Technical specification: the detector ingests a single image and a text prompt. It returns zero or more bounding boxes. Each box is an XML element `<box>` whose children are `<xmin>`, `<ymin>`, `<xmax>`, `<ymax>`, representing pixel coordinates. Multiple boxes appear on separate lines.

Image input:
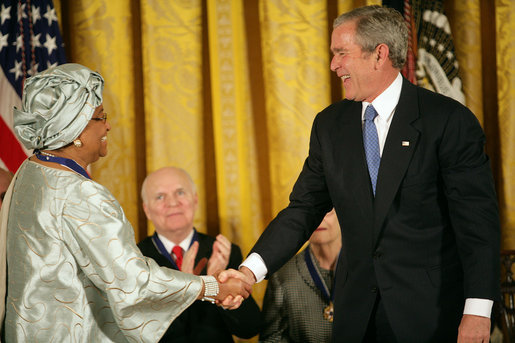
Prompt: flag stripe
<box><xmin>0</xmin><ymin>115</ymin><xmax>27</xmax><ymax>171</ymax></box>
<box><xmin>0</xmin><ymin>0</ymin><xmax>66</xmax><ymax>172</ymax></box>
<box><xmin>401</xmin><ymin>0</ymin><xmax>417</xmax><ymax>84</ymax></box>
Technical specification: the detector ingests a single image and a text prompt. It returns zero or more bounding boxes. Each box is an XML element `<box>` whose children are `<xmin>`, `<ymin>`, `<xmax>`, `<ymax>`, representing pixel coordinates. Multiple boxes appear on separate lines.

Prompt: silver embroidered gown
<box><xmin>4</xmin><ymin>160</ymin><xmax>202</xmax><ymax>342</ymax></box>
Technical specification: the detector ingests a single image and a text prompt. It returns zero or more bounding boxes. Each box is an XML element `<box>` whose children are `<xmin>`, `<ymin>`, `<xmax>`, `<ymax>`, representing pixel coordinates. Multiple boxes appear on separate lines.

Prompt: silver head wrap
<box><xmin>13</xmin><ymin>63</ymin><xmax>104</xmax><ymax>150</ymax></box>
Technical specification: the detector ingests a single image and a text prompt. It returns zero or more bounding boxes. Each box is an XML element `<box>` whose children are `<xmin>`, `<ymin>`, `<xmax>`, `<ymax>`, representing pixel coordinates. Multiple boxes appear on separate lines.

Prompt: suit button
<box><xmin>373</xmin><ymin>251</ymin><xmax>382</xmax><ymax>259</ymax></box>
<box><xmin>371</xmin><ymin>287</ymin><xmax>378</xmax><ymax>293</ymax></box>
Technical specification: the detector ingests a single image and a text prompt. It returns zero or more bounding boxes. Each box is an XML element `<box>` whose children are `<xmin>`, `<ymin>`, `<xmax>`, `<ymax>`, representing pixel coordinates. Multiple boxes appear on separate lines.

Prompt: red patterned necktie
<box><xmin>172</xmin><ymin>246</ymin><xmax>183</xmax><ymax>270</ymax></box>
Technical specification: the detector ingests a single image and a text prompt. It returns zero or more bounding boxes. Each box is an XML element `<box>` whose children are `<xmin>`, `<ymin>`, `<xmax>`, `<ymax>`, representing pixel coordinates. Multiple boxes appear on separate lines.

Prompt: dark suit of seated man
<box><xmin>138</xmin><ymin>166</ymin><xmax>261</xmax><ymax>342</ymax></box>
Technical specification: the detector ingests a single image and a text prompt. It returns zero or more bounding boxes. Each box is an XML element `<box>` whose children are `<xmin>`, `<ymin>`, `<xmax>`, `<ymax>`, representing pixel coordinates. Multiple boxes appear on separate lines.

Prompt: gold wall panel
<box><xmin>496</xmin><ymin>0</ymin><xmax>515</xmax><ymax>248</ymax></box>
<box><xmin>66</xmin><ymin>1</ymin><xmax>140</xmax><ymax>233</ymax></box>
<box><xmin>259</xmin><ymin>0</ymin><xmax>331</xmax><ymax>215</ymax></box>
<box><xmin>140</xmin><ymin>0</ymin><xmax>207</xmax><ymax>235</ymax></box>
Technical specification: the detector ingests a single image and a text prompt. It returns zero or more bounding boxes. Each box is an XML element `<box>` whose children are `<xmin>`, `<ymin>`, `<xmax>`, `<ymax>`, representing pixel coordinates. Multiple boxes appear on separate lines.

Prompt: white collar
<box><xmin>362</xmin><ymin>73</ymin><xmax>403</xmax><ymax>121</ymax></box>
<box><xmin>157</xmin><ymin>229</ymin><xmax>195</xmax><ymax>253</ymax></box>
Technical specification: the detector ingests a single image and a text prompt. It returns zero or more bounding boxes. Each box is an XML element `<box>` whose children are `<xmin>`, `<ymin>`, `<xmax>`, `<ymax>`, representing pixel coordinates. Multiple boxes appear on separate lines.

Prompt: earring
<box><xmin>73</xmin><ymin>139</ymin><xmax>83</xmax><ymax>148</ymax></box>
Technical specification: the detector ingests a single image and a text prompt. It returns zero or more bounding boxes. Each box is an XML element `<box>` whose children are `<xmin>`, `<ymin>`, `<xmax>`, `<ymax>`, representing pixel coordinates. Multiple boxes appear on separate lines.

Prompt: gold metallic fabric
<box><xmin>495</xmin><ymin>0</ymin><xmax>515</xmax><ymax>249</ymax></box>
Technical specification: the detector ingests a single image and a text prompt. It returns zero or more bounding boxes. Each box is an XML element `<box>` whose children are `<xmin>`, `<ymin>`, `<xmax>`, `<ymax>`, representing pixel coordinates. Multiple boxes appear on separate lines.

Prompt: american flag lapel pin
<box><xmin>402</xmin><ymin>141</ymin><xmax>410</xmax><ymax>147</ymax></box>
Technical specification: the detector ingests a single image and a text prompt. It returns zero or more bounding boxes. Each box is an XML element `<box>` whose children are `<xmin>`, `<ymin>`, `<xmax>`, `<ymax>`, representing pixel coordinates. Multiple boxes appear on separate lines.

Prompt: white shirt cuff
<box><xmin>463</xmin><ymin>298</ymin><xmax>493</xmax><ymax>318</ymax></box>
<box><xmin>240</xmin><ymin>252</ymin><xmax>268</xmax><ymax>283</ymax></box>
<box><xmin>243</xmin><ymin>256</ymin><xmax>494</xmax><ymax>318</ymax></box>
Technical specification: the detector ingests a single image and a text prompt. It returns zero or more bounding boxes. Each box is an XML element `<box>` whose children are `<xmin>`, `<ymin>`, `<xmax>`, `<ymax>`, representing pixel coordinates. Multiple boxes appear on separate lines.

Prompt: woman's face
<box><xmin>76</xmin><ymin>104</ymin><xmax>111</xmax><ymax>164</ymax></box>
<box><xmin>309</xmin><ymin>209</ymin><xmax>341</xmax><ymax>245</ymax></box>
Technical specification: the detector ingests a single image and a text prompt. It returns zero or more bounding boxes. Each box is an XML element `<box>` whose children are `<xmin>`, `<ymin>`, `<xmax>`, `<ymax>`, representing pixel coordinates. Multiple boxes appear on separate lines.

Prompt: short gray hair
<box><xmin>333</xmin><ymin>5</ymin><xmax>408</xmax><ymax>69</ymax></box>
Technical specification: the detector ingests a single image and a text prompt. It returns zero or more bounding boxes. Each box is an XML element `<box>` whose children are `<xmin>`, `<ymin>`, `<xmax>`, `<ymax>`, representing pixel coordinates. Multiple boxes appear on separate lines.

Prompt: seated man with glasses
<box><xmin>138</xmin><ymin>166</ymin><xmax>261</xmax><ymax>342</ymax></box>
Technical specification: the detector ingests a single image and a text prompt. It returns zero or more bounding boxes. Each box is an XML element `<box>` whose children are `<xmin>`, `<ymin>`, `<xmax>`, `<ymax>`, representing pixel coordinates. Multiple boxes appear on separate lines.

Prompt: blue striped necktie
<box><xmin>363</xmin><ymin>105</ymin><xmax>380</xmax><ymax>195</ymax></box>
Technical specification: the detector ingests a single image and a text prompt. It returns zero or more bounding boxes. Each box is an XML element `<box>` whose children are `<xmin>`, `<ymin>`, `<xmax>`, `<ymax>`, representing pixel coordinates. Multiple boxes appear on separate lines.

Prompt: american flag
<box><xmin>410</xmin><ymin>0</ymin><xmax>466</xmax><ymax>104</ymax></box>
<box><xmin>0</xmin><ymin>0</ymin><xmax>66</xmax><ymax>173</ymax></box>
<box><xmin>401</xmin><ymin>0</ymin><xmax>417</xmax><ymax>85</ymax></box>
<box><xmin>383</xmin><ymin>0</ymin><xmax>465</xmax><ymax>104</ymax></box>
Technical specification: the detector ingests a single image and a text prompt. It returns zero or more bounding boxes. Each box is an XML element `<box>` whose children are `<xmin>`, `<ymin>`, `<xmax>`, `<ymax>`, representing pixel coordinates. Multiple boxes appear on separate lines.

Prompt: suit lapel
<box><xmin>194</xmin><ymin>232</ymin><xmax>212</xmax><ymax>274</ymax></box>
<box><xmin>373</xmin><ymin>80</ymin><xmax>420</xmax><ymax>245</ymax></box>
<box><xmin>335</xmin><ymin>101</ymin><xmax>374</xmax><ymax>217</ymax></box>
<box><xmin>195</xmin><ymin>232</ymin><xmax>210</xmax><ymax>259</ymax></box>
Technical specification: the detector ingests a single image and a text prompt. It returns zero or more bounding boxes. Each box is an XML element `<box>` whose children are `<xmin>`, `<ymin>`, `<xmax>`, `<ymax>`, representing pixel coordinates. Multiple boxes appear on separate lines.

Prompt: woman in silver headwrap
<box><xmin>0</xmin><ymin>64</ymin><xmax>249</xmax><ymax>342</ymax></box>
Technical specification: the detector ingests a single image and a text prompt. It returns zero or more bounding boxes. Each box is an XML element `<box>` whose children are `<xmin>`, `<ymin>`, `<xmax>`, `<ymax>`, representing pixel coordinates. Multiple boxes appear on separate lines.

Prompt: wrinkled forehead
<box><xmin>147</xmin><ymin>169</ymin><xmax>193</xmax><ymax>194</ymax></box>
<box><xmin>331</xmin><ymin>21</ymin><xmax>360</xmax><ymax>48</ymax></box>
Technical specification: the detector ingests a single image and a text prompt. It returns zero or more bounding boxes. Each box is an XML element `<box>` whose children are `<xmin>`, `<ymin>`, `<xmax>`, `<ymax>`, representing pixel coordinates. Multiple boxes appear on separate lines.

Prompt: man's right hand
<box><xmin>213</xmin><ymin>271</ymin><xmax>253</xmax><ymax>310</ymax></box>
<box><xmin>218</xmin><ymin>266</ymin><xmax>257</xmax><ymax>285</ymax></box>
<box><xmin>211</xmin><ymin>267</ymin><xmax>257</xmax><ymax>309</ymax></box>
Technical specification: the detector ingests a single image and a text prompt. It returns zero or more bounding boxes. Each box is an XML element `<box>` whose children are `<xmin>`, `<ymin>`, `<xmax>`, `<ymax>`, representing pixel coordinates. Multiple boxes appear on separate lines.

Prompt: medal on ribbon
<box><xmin>324</xmin><ymin>302</ymin><xmax>334</xmax><ymax>322</ymax></box>
<box><xmin>304</xmin><ymin>247</ymin><xmax>337</xmax><ymax>322</ymax></box>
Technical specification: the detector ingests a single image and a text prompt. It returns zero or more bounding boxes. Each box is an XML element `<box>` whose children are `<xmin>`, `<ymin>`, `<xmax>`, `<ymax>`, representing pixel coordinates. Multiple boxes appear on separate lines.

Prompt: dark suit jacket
<box><xmin>138</xmin><ymin>231</ymin><xmax>261</xmax><ymax>342</ymax></box>
<box><xmin>251</xmin><ymin>78</ymin><xmax>500</xmax><ymax>342</ymax></box>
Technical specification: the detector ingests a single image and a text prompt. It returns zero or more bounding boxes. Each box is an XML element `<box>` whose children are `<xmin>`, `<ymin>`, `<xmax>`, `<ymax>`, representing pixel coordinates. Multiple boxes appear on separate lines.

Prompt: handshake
<box><xmin>181</xmin><ymin>234</ymin><xmax>256</xmax><ymax>309</ymax></box>
<box><xmin>201</xmin><ymin>267</ymin><xmax>257</xmax><ymax>310</ymax></box>
<box><xmin>181</xmin><ymin>234</ymin><xmax>257</xmax><ymax>310</ymax></box>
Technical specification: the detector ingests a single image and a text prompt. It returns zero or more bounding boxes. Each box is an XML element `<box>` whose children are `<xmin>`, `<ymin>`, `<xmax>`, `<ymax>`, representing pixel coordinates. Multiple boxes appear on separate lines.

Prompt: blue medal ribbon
<box><xmin>304</xmin><ymin>246</ymin><xmax>338</xmax><ymax>322</ymax></box>
<box><xmin>152</xmin><ymin>229</ymin><xmax>199</xmax><ymax>270</ymax></box>
<box><xmin>304</xmin><ymin>247</ymin><xmax>335</xmax><ymax>303</ymax></box>
<box><xmin>35</xmin><ymin>150</ymin><xmax>90</xmax><ymax>179</ymax></box>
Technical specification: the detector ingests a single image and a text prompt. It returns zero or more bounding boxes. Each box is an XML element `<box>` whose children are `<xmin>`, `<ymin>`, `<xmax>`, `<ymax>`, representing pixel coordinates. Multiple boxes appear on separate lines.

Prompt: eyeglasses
<box><xmin>90</xmin><ymin>113</ymin><xmax>108</xmax><ymax>123</ymax></box>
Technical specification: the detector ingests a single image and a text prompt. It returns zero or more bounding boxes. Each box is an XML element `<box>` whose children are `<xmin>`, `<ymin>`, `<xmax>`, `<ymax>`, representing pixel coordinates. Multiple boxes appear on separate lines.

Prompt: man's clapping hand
<box><xmin>181</xmin><ymin>241</ymin><xmax>207</xmax><ymax>275</ymax></box>
<box><xmin>208</xmin><ymin>234</ymin><xmax>232</xmax><ymax>275</ymax></box>
<box><xmin>181</xmin><ymin>235</ymin><xmax>231</xmax><ymax>276</ymax></box>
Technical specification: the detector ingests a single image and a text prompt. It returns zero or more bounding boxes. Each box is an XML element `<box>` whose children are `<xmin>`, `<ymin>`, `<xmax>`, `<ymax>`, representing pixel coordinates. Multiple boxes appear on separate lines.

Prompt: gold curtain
<box><xmin>494</xmin><ymin>0</ymin><xmax>515</xmax><ymax>249</ymax></box>
<box><xmin>447</xmin><ymin>0</ymin><xmax>515</xmax><ymax>248</ymax></box>
<box><xmin>206</xmin><ymin>0</ymin><xmax>268</xmax><ymax>304</ymax></box>
<box><xmin>139</xmin><ymin>0</ymin><xmax>206</xmax><ymax>237</ymax></box>
<box><xmin>55</xmin><ymin>0</ymin><xmax>515</xmax><ymax>341</ymax></box>
<box><xmin>61</xmin><ymin>0</ymin><xmax>143</xmax><ymax>234</ymax></box>
<box><xmin>259</xmin><ymin>0</ymin><xmax>331</xmax><ymax>215</ymax></box>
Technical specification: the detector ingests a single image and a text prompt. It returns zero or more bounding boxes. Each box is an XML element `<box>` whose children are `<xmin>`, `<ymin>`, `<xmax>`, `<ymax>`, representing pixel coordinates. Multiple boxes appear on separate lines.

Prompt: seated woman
<box><xmin>0</xmin><ymin>63</ymin><xmax>249</xmax><ymax>342</ymax></box>
<box><xmin>260</xmin><ymin>209</ymin><xmax>341</xmax><ymax>343</ymax></box>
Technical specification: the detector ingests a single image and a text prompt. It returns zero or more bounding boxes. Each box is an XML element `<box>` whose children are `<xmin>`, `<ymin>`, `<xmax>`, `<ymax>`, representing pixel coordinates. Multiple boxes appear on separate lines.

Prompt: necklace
<box><xmin>39</xmin><ymin>150</ymin><xmax>56</xmax><ymax>157</ymax></box>
<box><xmin>34</xmin><ymin>150</ymin><xmax>91</xmax><ymax>179</ymax></box>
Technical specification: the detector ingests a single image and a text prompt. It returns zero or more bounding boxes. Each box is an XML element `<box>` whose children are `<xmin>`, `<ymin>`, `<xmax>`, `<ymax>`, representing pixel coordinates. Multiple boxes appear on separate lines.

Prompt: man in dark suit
<box><xmin>138</xmin><ymin>166</ymin><xmax>261</xmax><ymax>342</ymax></box>
<box><xmin>221</xmin><ymin>5</ymin><xmax>500</xmax><ymax>343</ymax></box>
